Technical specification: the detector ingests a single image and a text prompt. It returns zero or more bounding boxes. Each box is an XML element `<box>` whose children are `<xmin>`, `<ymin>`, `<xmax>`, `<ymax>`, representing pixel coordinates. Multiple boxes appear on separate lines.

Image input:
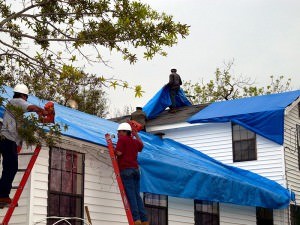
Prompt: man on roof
<box><xmin>167</xmin><ymin>68</ymin><xmax>182</xmax><ymax>113</ymax></box>
<box><xmin>0</xmin><ymin>84</ymin><xmax>48</xmax><ymax>206</ymax></box>
<box><xmin>115</xmin><ymin>122</ymin><xmax>149</xmax><ymax>225</ymax></box>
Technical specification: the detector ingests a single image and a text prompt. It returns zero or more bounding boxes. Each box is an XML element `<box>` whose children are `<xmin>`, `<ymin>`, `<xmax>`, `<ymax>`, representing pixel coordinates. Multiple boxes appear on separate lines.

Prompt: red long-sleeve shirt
<box><xmin>115</xmin><ymin>135</ymin><xmax>144</xmax><ymax>171</ymax></box>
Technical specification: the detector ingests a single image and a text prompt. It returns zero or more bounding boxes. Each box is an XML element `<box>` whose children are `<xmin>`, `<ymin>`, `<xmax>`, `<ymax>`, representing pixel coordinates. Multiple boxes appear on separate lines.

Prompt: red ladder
<box><xmin>105</xmin><ymin>134</ymin><xmax>134</xmax><ymax>225</ymax></box>
<box><xmin>1</xmin><ymin>145</ymin><xmax>41</xmax><ymax>225</ymax></box>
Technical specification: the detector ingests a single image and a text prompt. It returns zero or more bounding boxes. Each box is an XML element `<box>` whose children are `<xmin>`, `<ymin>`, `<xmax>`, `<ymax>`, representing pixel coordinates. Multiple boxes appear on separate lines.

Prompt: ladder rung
<box><xmin>18</xmin><ymin>152</ymin><xmax>34</xmax><ymax>156</ymax></box>
<box><xmin>17</xmin><ymin>169</ymin><xmax>27</xmax><ymax>172</ymax></box>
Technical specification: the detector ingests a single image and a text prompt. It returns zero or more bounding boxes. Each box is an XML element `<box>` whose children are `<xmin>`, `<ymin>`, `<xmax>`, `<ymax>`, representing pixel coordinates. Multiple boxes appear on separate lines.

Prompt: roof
<box><xmin>0</xmin><ymin>86</ymin><xmax>292</xmax><ymax>209</ymax></box>
<box><xmin>146</xmin><ymin>104</ymin><xmax>209</xmax><ymax>126</ymax></box>
<box><xmin>188</xmin><ymin>90</ymin><xmax>300</xmax><ymax>145</ymax></box>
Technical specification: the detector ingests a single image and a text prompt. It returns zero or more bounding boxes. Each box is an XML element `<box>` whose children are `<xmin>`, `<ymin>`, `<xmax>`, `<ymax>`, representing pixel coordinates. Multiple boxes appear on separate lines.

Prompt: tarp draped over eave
<box><xmin>143</xmin><ymin>86</ymin><xmax>191</xmax><ymax>119</ymax></box>
<box><xmin>187</xmin><ymin>90</ymin><xmax>300</xmax><ymax>145</ymax></box>
<box><xmin>0</xmin><ymin>86</ymin><xmax>292</xmax><ymax>209</ymax></box>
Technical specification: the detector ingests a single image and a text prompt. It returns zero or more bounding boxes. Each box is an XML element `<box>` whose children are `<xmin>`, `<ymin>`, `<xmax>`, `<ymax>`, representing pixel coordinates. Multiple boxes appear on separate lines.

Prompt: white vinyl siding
<box><xmin>148</xmin><ymin>120</ymin><xmax>288</xmax><ymax>225</ymax></box>
<box><xmin>284</xmin><ymin>99</ymin><xmax>300</xmax><ymax>203</ymax></box>
<box><xmin>157</xmin><ymin>122</ymin><xmax>285</xmax><ymax>186</ymax></box>
<box><xmin>168</xmin><ymin>197</ymin><xmax>194</xmax><ymax>225</ymax></box>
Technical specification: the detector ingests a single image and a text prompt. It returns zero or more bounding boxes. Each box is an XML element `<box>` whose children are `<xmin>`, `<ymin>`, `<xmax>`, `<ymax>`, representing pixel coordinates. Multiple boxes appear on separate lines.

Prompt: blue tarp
<box><xmin>0</xmin><ymin>86</ymin><xmax>292</xmax><ymax>209</ymax></box>
<box><xmin>188</xmin><ymin>90</ymin><xmax>300</xmax><ymax>145</ymax></box>
<box><xmin>143</xmin><ymin>86</ymin><xmax>191</xmax><ymax>119</ymax></box>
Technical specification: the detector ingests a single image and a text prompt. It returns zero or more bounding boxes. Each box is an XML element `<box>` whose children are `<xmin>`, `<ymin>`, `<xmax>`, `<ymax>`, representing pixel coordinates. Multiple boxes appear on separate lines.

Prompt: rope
<box><xmin>33</xmin><ymin>216</ymin><xmax>92</xmax><ymax>225</ymax></box>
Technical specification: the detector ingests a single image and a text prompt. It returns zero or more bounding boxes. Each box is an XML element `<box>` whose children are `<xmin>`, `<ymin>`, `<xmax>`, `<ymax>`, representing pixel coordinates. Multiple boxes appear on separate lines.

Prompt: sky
<box><xmin>93</xmin><ymin>0</ymin><xmax>300</xmax><ymax>116</ymax></box>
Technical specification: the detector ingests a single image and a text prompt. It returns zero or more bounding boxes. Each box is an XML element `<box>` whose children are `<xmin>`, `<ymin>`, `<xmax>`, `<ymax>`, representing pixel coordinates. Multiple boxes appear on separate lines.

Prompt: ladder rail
<box><xmin>105</xmin><ymin>134</ymin><xmax>135</xmax><ymax>225</ymax></box>
<box><xmin>1</xmin><ymin>145</ymin><xmax>41</xmax><ymax>225</ymax></box>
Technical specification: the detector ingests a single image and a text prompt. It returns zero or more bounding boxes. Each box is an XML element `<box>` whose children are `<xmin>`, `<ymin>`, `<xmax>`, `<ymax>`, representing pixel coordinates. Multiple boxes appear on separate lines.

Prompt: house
<box><xmin>0</xmin><ymin>86</ymin><xmax>296</xmax><ymax>225</ymax></box>
<box><xmin>139</xmin><ymin>89</ymin><xmax>300</xmax><ymax>225</ymax></box>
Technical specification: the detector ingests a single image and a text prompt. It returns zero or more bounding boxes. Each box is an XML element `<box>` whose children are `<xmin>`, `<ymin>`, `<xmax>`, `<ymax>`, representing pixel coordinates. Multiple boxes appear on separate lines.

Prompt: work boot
<box><xmin>0</xmin><ymin>197</ymin><xmax>12</xmax><ymax>204</ymax></box>
<box><xmin>0</xmin><ymin>197</ymin><xmax>12</xmax><ymax>208</ymax></box>
<box><xmin>141</xmin><ymin>221</ymin><xmax>149</xmax><ymax>225</ymax></box>
<box><xmin>134</xmin><ymin>220</ymin><xmax>142</xmax><ymax>225</ymax></box>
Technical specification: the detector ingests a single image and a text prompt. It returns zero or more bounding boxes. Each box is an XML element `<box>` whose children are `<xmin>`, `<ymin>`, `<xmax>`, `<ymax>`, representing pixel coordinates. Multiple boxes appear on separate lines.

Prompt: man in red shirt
<box><xmin>115</xmin><ymin>123</ymin><xmax>149</xmax><ymax>225</ymax></box>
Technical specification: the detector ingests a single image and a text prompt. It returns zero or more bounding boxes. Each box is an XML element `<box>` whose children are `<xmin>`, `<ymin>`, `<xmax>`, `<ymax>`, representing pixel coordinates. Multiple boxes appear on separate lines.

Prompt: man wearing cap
<box><xmin>115</xmin><ymin>123</ymin><xmax>149</xmax><ymax>225</ymax></box>
<box><xmin>0</xmin><ymin>84</ymin><xmax>48</xmax><ymax>206</ymax></box>
<box><xmin>168</xmin><ymin>68</ymin><xmax>182</xmax><ymax>112</ymax></box>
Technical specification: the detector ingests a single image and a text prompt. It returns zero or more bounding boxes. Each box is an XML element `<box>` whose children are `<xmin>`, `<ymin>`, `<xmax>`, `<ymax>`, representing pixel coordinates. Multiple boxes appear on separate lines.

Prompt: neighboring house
<box><xmin>0</xmin><ymin>86</ymin><xmax>297</xmax><ymax>225</ymax></box>
<box><xmin>139</xmin><ymin>90</ymin><xmax>300</xmax><ymax>225</ymax></box>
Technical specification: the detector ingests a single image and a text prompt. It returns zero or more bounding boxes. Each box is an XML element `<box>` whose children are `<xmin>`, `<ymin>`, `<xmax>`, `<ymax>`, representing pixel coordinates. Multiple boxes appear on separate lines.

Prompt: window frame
<box><xmin>47</xmin><ymin>147</ymin><xmax>85</xmax><ymax>225</ymax></box>
<box><xmin>143</xmin><ymin>193</ymin><xmax>168</xmax><ymax>225</ymax></box>
<box><xmin>256</xmin><ymin>207</ymin><xmax>273</xmax><ymax>225</ymax></box>
<box><xmin>194</xmin><ymin>200</ymin><xmax>219</xmax><ymax>225</ymax></box>
<box><xmin>232</xmin><ymin>122</ymin><xmax>257</xmax><ymax>162</ymax></box>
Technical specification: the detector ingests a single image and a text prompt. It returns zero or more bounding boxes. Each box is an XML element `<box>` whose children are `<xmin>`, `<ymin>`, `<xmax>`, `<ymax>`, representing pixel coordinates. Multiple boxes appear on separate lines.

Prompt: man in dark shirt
<box><xmin>115</xmin><ymin>123</ymin><xmax>149</xmax><ymax>225</ymax></box>
<box><xmin>168</xmin><ymin>68</ymin><xmax>182</xmax><ymax>112</ymax></box>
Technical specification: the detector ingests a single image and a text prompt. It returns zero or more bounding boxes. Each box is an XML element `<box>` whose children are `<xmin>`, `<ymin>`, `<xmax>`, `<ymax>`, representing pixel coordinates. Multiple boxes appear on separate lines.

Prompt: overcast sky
<box><xmin>97</xmin><ymin>0</ymin><xmax>300</xmax><ymax>116</ymax></box>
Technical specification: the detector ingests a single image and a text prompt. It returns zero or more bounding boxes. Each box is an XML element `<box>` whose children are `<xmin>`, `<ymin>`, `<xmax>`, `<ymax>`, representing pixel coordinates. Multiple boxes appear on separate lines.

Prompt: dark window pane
<box><xmin>50</xmin><ymin>169</ymin><xmax>61</xmax><ymax>192</ymax></box>
<box><xmin>62</xmin><ymin>171</ymin><xmax>73</xmax><ymax>193</ymax></box>
<box><xmin>144</xmin><ymin>193</ymin><xmax>167</xmax><ymax>207</ymax></box>
<box><xmin>60</xmin><ymin>195</ymin><xmax>71</xmax><ymax>217</ymax></box>
<box><xmin>195</xmin><ymin>200</ymin><xmax>219</xmax><ymax>225</ymax></box>
<box><xmin>48</xmin><ymin>194</ymin><xmax>59</xmax><ymax>216</ymax></box>
<box><xmin>291</xmin><ymin>205</ymin><xmax>300</xmax><ymax>225</ymax></box>
<box><xmin>145</xmin><ymin>207</ymin><xmax>167</xmax><ymax>225</ymax></box>
<box><xmin>256</xmin><ymin>207</ymin><xmax>273</xmax><ymax>225</ymax></box>
<box><xmin>232</xmin><ymin>130</ymin><xmax>240</xmax><ymax>141</ymax></box>
<box><xmin>51</xmin><ymin>149</ymin><xmax>61</xmax><ymax>170</ymax></box>
<box><xmin>73</xmin><ymin>174</ymin><xmax>83</xmax><ymax>195</ymax></box>
<box><xmin>62</xmin><ymin>151</ymin><xmax>73</xmax><ymax>172</ymax></box>
<box><xmin>240</xmin><ymin>129</ymin><xmax>248</xmax><ymax>140</ymax></box>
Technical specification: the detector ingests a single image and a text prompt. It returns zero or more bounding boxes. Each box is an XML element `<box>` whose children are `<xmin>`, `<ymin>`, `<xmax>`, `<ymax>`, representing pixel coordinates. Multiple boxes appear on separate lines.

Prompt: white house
<box><xmin>141</xmin><ymin>90</ymin><xmax>300</xmax><ymax>225</ymax></box>
<box><xmin>0</xmin><ymin>87</ymin><xmax>298</xmax><ymax>225</ymax></box>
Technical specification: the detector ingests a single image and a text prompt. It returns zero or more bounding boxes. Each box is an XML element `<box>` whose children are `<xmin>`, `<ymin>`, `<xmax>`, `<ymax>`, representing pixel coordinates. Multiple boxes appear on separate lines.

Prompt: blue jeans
<box><xmin>0</xmin><ymin>138</ymin><xmax>18</xmax><ymax>198</ymax></box>
<box><xmin>120</xmin><ymin>168</ymin><xmax>148</xmax><ymax>222</ymax></box>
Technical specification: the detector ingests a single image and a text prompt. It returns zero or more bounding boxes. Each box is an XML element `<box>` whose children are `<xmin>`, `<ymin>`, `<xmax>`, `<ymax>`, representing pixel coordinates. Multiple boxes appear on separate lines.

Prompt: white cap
<box><xmin>13</xmin><ymin>84</ymin><xmax>29</xmax><ymax>95</ymax></box>
<box><xmin>117</xmin><ymin>123</ymin><xmax>132</xmax><ymax>131</ymax></box>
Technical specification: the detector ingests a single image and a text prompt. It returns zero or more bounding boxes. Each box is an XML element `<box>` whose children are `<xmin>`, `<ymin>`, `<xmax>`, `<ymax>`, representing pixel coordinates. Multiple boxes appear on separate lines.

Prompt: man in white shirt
<box><xmin>0</xmin><ymin>84</ymin><xmax>48</xmax><ymax>206</ymax></box>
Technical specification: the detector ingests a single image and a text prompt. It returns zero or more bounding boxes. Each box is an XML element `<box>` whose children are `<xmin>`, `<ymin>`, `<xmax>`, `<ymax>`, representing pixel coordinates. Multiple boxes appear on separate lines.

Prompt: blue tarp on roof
<box><xmin>0</xmin><ymin>86</ymin><xmax>292</xmax><ymax>209</ymax></box>
<box><xmin>187</xmin><ymin>90</ymin><xmax>300</xmax><ymax>145</ymax></box>
<box><xmin>143</xmin><ymin>86</ymin><xmax>191</xmax><ymax>119</ymax></box>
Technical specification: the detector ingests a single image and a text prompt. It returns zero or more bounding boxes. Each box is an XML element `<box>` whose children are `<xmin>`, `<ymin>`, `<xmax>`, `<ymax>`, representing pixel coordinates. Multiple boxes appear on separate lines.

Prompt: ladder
<box><xmin>1</xmin><ymin>145</ymin><xmax>41</xmax><ymax>225</ymax></box>
<box><xmin>105</xmin><ymin>134</ymin><xmax>135</xmax><ymax>225</ymax></box>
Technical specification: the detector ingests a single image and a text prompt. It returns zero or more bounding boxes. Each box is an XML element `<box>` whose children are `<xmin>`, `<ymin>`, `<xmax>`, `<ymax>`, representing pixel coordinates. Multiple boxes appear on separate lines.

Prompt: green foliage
<box><xmin>72</xmin><ymin>85</ymin><xmax>108</xmax><ymax>118</ymax></box>
<box><xmin>0</xmin><ymin>0</ymin><xmax>189</xmax><ymax>98</ymax></box>
<box><xmin>5</xmin><ymin>103</ymin><xmax>65</xmax><ymax>147</ymax></box>
<box><xmin>183</xmin><ymin>62</ymin><xmax>293</xmax><ymax>105</ymax></box>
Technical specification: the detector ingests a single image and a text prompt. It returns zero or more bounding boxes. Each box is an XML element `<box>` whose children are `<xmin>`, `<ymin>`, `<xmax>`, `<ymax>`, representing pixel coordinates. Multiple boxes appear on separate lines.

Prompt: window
<box><xmin>298</xmin><ymin>102</ymin><xmax>300</xmax><ymax>118</ymax></box>
<box><xmin>232</xmin><ymin>123</ymin><xmax>257</xmax><ymax>162</ymax></box>
<box><xmin>297</xmin><ymin>125</ymin><xmax>300</xmax><ymax>170</ymax></box>
<box><xmin>144</xmin><ymin>193</ymin><xmax>168</xmax><ymax>225</ymax></box>
<box><xmin>256</xmin><ymin>207</ymin><xmax>273</xmax><ymax>225</ymax></box>
<box><xmin>291</xmin><ymin>205</ymin><xmax>300</xmax><ymax>225</ymax></box>
<box><xmin>47</xmin><ymin>148</ymin><xmax>84</xmax><ymax>225</ymax></box>
<box><xmin>194</xmin><ymin>200</ymin><xmax>219</xmax><ymax>225</ymax></box>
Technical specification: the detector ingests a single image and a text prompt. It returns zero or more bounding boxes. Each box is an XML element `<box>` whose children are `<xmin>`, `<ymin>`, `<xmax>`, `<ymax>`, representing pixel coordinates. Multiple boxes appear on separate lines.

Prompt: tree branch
<box><xmin>0</xmin><ymin>2</ymin><xmax>46</xmax><ymax>28</ymax></box>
